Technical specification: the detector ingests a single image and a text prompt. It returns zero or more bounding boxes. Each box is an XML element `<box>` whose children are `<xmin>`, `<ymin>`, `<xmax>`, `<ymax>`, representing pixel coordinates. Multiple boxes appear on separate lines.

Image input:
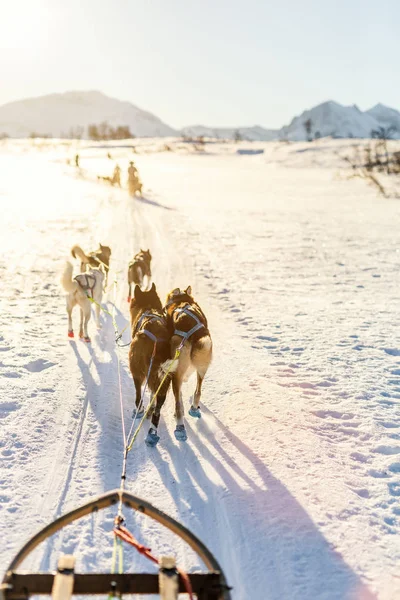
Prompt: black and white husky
<box><xmin>60</xmin><ymin>262</ymin><xmax>104</xmax><ymax>343</ymax></box>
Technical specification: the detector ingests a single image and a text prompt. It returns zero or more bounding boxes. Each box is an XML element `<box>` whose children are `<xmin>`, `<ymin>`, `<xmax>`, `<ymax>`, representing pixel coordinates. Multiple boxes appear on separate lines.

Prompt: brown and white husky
<box><xmin>60</xmin><ymin>262</ymin><xmax>104</xmax><ymax>343</ymax></box>
<box><xmin>127</xmin><ymin>249</ymin><xmax>152</xmax><ymax>301</ymax></box>
<box><xmin>129</xmin><ymin>283</ymin><xmax>173</xmax><ymax>446</ymax></box>
<box><xmin>164</xmin><ymin>286</ymin><xmax>212</xmax><ymax>441</ymax></box>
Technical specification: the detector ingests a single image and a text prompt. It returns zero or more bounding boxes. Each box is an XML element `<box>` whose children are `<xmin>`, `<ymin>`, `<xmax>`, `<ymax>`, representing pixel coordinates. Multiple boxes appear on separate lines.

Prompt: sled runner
<box><xmin>1</xmin><ymin>489</ymin><xmax>231</xmax><ymax>600</ymax></box>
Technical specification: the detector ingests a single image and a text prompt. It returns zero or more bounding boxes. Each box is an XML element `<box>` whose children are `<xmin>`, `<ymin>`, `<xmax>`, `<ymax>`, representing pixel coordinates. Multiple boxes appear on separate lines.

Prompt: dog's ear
<box><xmin>185</xmin><ymin>286</ymin><xmax>192</xmax><ymax>296</ymax></box>
<box><xmin>171</xmin><ymin>288</ymin><xmax>181</xmax><ymax>296</ymax></box>
<box><xmin>150</xmin><ymin>282</ymin><xmax>156</xmax><ymax>292</ymax></box>
<box><xmin>134</xmin><ymin>285</ymin><xmax>142</xmax><ymax>300</ymax></box>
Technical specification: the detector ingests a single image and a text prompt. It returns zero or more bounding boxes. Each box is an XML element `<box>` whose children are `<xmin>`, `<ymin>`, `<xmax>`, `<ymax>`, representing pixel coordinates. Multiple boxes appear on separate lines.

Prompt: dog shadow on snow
<box><xmin>136</xmin><ymin>195</ymin><xmax>174</xmax><ymax>211</ymax></box>
<box><xmin>147</xmin><ymin>406</ymin><xmax>376</xmax><ymax>600</ymax></box>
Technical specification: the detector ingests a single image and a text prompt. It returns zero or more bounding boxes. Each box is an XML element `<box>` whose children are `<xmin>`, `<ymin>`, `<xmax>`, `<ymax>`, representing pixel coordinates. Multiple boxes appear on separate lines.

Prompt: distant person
<box><xmin>128</xmin><ymin>161</ymin><xmax>138</xmax><ymax>181</ymax></box>
<box><xmin>112</xmin><ymin>164</ymin><xmax>121</xmax><ymax>187</ymax></box>
<box><xmin>107</xmin><ymin>152</ymin><xmax>112</xmax><ymax>160</ymax></box>
<box><xmin>75</xmin><ymin>154</ymin><xmax>80</xmax><ymax>168</ymax></box>
<box><xmin>128</xmin><ymin>161</ymin><xmax>142</xmax><ymax>196</ymax></box>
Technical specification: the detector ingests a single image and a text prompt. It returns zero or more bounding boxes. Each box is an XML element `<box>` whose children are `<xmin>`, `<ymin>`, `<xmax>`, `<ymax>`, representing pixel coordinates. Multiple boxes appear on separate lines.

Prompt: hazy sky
<box><xmin>1</xmin><ymin>0</ymin><xmax>399</xmax><ymax>129</ymax></box>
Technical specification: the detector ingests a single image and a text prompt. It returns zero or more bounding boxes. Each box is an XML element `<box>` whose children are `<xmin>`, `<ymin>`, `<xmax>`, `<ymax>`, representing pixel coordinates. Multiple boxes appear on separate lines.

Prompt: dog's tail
<box><xmin>71</xmin><ymin>245</ymin><xmax>89</xmax><ymax>264</ymax></box>
<box><xmin>60</xmin><ymin>262</ymin><xmax>79</xmax><ymax>293</ymax></box>
<box><xmin>158</xmin><ymin>357</ymin><xmax>179</xmax><ymax>379</ymax></box>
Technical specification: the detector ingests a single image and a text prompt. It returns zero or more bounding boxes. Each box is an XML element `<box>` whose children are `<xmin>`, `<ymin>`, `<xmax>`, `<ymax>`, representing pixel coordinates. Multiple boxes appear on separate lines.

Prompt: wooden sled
<box><xmin>1</xmin><ymin>489</ymin><xmax>231</xmax><ymax>600</ymax></box>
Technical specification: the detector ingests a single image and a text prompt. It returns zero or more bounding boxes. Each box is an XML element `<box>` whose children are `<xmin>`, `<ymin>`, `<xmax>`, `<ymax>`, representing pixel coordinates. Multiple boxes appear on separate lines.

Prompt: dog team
<box><xmin>60</xmin><ymin>244</ymin><xmax>212</xmax><ymax>445</ymax></box>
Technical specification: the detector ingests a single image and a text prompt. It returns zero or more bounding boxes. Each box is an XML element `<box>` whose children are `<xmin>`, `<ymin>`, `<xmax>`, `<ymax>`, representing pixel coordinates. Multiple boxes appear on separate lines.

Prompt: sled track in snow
<box><xmin>38</xmin><ymin>352</ymin><xmax>98</xmax><ymax>571</ymax></box>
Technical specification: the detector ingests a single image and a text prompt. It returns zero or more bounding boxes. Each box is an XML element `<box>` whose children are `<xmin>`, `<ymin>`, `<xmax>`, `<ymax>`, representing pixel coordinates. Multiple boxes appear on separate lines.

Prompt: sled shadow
<box><xmin>39</xmin><ymin>332</ymin><xmax>135</xmax><ymax>572</ymax></box>
<box><xmin>148</xmin><ymin>407</ymin><xmax>376</xmax><ymax>600</ymax></box>
<box><xmin>135</xmin><ymin>195</ymin><xmax>174</xmax><ymax>211</ymax></box>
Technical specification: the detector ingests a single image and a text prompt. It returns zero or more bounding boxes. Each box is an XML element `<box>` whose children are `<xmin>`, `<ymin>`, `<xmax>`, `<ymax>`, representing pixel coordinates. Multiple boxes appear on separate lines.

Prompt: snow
<box><xmin>181</xmin><ymin>125</ymin><xmax>278</xmax><ymax>141</ymax></box>
<box><xmin>280</xmin><ymin>101</ymin><xmax>385</xmax><ymax>141</ymax></box>
<box><xmin>0</xmin><ymin>138</ymin><xmax>399</xmax><ymax>599</ymax></box>
<box><xmin>3</xmin><ymin>91</ymin><xmax>400</xmax><ymax>143</ymax></box>
<box><xmin>0</xmin><ymin>91</ymin><xmax>178</xmax><ymax>138</ymax></box>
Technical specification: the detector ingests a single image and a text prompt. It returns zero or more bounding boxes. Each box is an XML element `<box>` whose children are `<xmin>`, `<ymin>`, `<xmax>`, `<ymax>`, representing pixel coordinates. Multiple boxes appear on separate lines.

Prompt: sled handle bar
<box><xmin>2</xmin><ymin>489</ymin><xmax>230</xmax><ymax>599</ymax></box>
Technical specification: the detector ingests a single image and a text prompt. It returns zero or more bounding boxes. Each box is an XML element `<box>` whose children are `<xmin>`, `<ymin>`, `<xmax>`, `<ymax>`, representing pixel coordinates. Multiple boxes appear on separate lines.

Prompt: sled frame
<box><xmin>1</xmin><ymin>489</ymin><xmax>231</xmax><ymax>600</ymax></box>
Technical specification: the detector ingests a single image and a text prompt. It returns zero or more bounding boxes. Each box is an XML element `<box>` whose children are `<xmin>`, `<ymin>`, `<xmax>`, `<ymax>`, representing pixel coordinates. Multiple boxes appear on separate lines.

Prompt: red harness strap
<box><xmin>113</xmin><ymin>524</ymin><xmax>194</xmax><ymax>599</ymax></box>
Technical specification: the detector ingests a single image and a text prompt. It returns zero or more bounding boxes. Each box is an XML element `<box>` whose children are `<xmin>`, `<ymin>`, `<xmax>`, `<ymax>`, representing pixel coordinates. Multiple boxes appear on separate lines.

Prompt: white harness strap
<box><xmin>173</xmin><ymin>306</ymin><xmax>205</xmax><ymax>340</ymax></box>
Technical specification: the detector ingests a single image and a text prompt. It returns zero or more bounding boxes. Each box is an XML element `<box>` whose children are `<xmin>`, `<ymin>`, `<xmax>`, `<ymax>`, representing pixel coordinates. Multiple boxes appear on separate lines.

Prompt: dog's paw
<box><xmin>174</xmin><ymin>424</ymin><xmax>187</xmax><ymax>442</ymax></box>
<box><xmin>132</xmin><ymin>407</ymin><xmax>145</xmax><ymax>420</ymax></box>
<box><xmin>189</xmin><ymin>406</ymin><xmax>201</xmax><ymax>419</ymax></box>
<box><xmin>79</xmin><ymin>334</ymin><xmax>91</xmax><ymax>343</ymax></box>
<box><xmin>68</xmin><ymin>330</ymin><xmax>74</xmax><ymax>338</ymax></box>
<box><xmin>145</xmin><ymin>428</ymin><xmax>160</xmax><ymax>447</ymax></box>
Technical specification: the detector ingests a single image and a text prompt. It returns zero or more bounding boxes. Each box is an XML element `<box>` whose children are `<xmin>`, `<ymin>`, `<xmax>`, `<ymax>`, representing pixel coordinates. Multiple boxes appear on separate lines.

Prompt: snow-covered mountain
<box><xmin>0</xmin><ymin>90</ymin><xmax>178</xmax><ymax>138</ymax></box>
<box><xmin>279</xmin><ymin>100</ymin><xmax>390</xmax><ymax>141</ymax></box>
<box><xmin>183</xmin><ymin>101</ymin><xmax>400</xmax><ymax>142</ymax></box>
<box><xmin>366</xmin><ymin>103</ymin><xmax>400</xmax><ymax>136</ymax></box>
<box><xmin>1</xmin><ymin>91</ymin><xmax>400</xmax><ymax>141</ymax></box>
<box><xmin>181</xmin><ymin>124</ymin><xmax>278</xmax><ymax>141</ymax></box>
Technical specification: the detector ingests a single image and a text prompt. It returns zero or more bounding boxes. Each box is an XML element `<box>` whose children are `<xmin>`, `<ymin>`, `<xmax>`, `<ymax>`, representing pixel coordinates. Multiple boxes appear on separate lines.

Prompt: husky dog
<box><xmin>71</xmin><ymin>244</ymin><xmax>111</xmax><ymax>288</ymax></box>
<box><xmin>129</xmin><ymin>283</ymin><xmax>173</xmax><ymax>446</ymax></box>
<box><xmin>164</xmin><ymin>286</ymin><xmax>212</xmax><ymax>441</ymax></box>
<box><xmin>60</xmin><ymin>262</ymin><xmax>104</xmax><ymax>343</ymax></box>
<box><xmin>127</xmin><ymin>249</ymin><xmax>152</xmax><ymax>301</ymax></box>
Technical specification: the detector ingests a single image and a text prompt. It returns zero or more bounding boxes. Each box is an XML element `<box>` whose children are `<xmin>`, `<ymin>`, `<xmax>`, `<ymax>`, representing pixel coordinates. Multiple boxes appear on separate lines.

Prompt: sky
<box><xmin>0</xmin><ymin>0</ymin><xmax>399</xmax><ymax>129</ymax></box>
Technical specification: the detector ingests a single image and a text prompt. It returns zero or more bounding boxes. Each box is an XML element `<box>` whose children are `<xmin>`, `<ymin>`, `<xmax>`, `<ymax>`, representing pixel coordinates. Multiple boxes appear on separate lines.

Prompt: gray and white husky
<box><xmin>60</xmin><ymin>262</ymin><xmax>104</xmax><ymax>343</ymax></box>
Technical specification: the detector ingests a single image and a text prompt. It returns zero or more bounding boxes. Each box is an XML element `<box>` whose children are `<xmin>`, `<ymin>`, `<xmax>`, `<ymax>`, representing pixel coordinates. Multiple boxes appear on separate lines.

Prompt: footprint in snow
<box><xmin>383</xmin><ymin>348</ymin><xmax>400</xmax><ymax>356</ymax></box>
<box><xmin>388</xmin><ymin>482</ymin><xmax>400</xmax><ymax>497</ymax></box>
<box><xmin>24</xmin><ymin>359</ymin><xmax>56</xmax><ymax>373</ymax></box>
<box><xmin>0</xmin><ymin>401</ymin><xmax>20</xmax><ymax>419</ymax></box>
<box><xmin>373</xmin><ymin>445</ymin><xmax>400</xmax><ymax>455</ymax></box>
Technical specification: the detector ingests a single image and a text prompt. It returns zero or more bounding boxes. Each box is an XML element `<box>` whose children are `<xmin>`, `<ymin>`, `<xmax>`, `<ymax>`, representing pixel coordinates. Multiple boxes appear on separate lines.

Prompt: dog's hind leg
<box><xmin>189</xmin><ymin>338</ymin><xmax>212</xmax><ymax>418</ymax></box>
<box><xmin>79</xmin><ymin>304</ymin><xmax>91</xmax><ymax>343</ymax></box>
<box><xmin>145</xmin><ymin>394</ymin><xmax>167</xmax><ymax>447</ymax></box>
<box><xmin>67</xmin><ymin>302</ymin><xmax>74</xmax><ymax>338</ymax></box>
<box><xmin>132</xmin><ymin>378</ymin><xmax>144</xmax><ymax>419</ymax></box>
<box><xmin>189</xmin><ymin>372</ymin><xmax>204</xmax><ymax>418</ymax></box>
<box><xmin>78</xmin><ymin>308</ymin><xmax>84</xmax><ymax>338</ymax></box>
<box><xmin>172</xmin><ymin>376</ymin><xmax>187</xmax><ymax>441</ymax></box>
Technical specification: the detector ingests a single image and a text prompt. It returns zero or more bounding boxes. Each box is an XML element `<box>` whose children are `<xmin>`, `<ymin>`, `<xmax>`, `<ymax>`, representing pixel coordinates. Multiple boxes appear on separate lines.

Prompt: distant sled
<box><xmin>236</xmin><ymin>148</ymin><xmax>264</xmax><ymax>155</ymax></box>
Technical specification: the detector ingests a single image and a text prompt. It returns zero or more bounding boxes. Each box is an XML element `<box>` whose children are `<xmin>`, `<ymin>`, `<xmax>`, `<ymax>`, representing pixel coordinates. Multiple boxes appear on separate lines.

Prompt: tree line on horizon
<box><xmin>0</xmin><ymin>122</ymin><xmax>136</xmax><ymax>140</ymax></box>
<box><xmin>302</xmin><ymin>118</ymin><xmax>398</xmax><ymax>142</ymax></box>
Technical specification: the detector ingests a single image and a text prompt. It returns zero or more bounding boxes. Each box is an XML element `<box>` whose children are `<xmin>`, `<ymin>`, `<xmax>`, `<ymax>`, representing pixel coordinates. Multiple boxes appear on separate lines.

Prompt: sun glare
<box><xmin>0</xmin><ymin>2</ymin><xmax>50</xmax><ymax>52</ymax></box>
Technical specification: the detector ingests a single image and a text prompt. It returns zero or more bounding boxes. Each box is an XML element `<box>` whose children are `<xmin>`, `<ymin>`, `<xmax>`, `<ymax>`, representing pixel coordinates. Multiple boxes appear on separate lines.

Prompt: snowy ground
<box><xmin>0</xmin><ymin>139</ymin><xmax>399</xmax><ymax>599</ymax></box>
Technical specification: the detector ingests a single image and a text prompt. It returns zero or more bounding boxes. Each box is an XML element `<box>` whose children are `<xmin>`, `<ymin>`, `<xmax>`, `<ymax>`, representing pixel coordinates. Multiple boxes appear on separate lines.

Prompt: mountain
<box><xmin>0</xmin><ymin>91</ymin><xmax>178</xmax><ymax>138</ymax></box>
<box><xmin>181</xmin><ymin>125</ymin><xmax>279</xmax><ymax>141</ymax></box>
<box><xmin>279</xmin><ymin>100</ymin><xmax>389</xmax><ymax>141</ymax></box>
<box><xmin>366</xmin><ymin>103</ymin><xmax>400</xmax><ymax>136</ymax></box>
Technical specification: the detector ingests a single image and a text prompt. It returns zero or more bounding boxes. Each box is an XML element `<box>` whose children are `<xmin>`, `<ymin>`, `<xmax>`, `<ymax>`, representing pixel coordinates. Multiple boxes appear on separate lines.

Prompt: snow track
<box><xmin>1</xmin><ymin>142</ymin><xmax>399</xmax><ymax>599</ymax></box>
